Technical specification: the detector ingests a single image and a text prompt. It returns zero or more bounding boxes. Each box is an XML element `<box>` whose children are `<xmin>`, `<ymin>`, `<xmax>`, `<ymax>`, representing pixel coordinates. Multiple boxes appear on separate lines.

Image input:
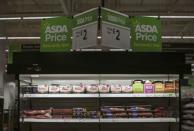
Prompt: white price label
<box><xmin>72</xmin><ymin>23</ymin><xmax>98</xmax><ymax>49</ymax></box>
<box><xmin>101</xmin><ymin>22</ymin><xmax>130</xmax><ymax>49</ymax></box>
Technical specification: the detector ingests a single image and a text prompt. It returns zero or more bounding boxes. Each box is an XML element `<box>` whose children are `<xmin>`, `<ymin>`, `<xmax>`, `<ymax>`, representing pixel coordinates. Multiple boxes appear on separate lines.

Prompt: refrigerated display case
<box><xmin>7</xmin><ymin>52</ymin><xmax>191</xmax><ymax>131</ymax></box>
<box><xmin>0</xmin><ymin>97</ymin><xmax>3</xmax><ymax>131</ymax></box>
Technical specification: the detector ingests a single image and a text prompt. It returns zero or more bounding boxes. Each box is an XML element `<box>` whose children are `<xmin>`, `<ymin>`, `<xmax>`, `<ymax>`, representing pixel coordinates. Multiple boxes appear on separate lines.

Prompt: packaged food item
<box><xmin>153</xmin><ymin>81</ymin><xmax>164</xmax><ymax>93</ymax></box>
<box><xmin>127</xmin><ymin>105</ymin><xmax>152</xmax><ymax>112</ymax></box>
<box><xmin>144</xmin><ymin>80</ymin><xmax>154</xmax><ymax>93</ymax></box>
<box><xmin>175</xmin><ymin>80</ymin><xmax>179</xmax><ymax>93</ymax></box>
<box><xmin>31</xmin><ymin>85</ymin><xmax>38</xmax><ymax>94</ymax></box>
<box><xmin>101</xmin><ymin>106</ymin><xmax>125</xmax><ymax>113</ymax></box>
<box><xmin>23</xmin><ymin>109</ymin><xmax>51</xmax><ymax>116</ymax></box>
<box><xmin>72</xmin><ymin>84</ymin><xmax>85</xmax><ymax>93</ymax></box>
<box><xmin>73</xmin><ymin>108</ymin><xmax>87</xmax><ymax>118</ymax></box>
<box><xmin>52</xmin><ymin>109</ymin><xmax>72</xmax><ymax>115</ymax></box>
<box><xmin>86</xmin><ymin>111</ymin><xmax>100</xmax><ymax>118</ymax></box>
<box><xmin>183</xmin><ymin>103</ymin><xmax>194</xmax><ymax>109</ymax></box>
<box><xmin>113</xmin><ymin>112</ymin><xmax>128</xmax><ymax>118</ymax></box>
<box><xmin>22</xmin><ymin>86</ymin><xmax>31</xmax><ymax>94</ymax></box>
<box><xmin>86</xmin><ymin>84</ymin><xmax>99</xmax><ymax>93</ymax></box>
<box><xmin>37</xmin><ymin>85</ymin><xmax>49</xmax><ymax>94</ymax></box>
<box><xmin>49</xmin><ymin>85</ymin><xmax>60</xmax><ymax>94</ymax></box>
<box><xmin>153</xmin><ymin>107</ymin><xmax>168</xmax><ymax>117</ymax></box>
<box><xmin>23</xmin><ymin>109</ymin><xmax>52</xmax><ymax>119</ymax></box>
<box><xmin>99</xmin><ymin>84</ymin><xmax>110</xmax><ymax>93</ymax></box>
<box><xmin>60</xmin><ymin>85</ymin><xmax>72</xmax><ymax>93</ymax></box>
<box><xmin>110</xmin><ymin>85</ymin><xmax>122</xmax><ymax>93</ymax></box>
<box><xmin>121</xmin><ymin>85</ymin><xmax>133</xmax><ymax>93</ymax></box>
<box><xmin>102</xmin><ymin>113</ymin><xmax>113</xmax><ymax>118</ymax></box>
<box><xmin>132</xmin><ymin>80</ymin><xmax>144</xmax><ymax>93</ymax></box>
<box><xmin>164</xmin><ymin>81</ymin><xmax>175</xmax><ymax>93</ymax></box>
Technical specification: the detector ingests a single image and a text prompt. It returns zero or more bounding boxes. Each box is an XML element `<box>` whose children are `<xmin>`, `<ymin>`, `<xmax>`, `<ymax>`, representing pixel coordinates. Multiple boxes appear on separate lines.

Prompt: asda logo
<box><xmin>135</xmin><ymin>24</ymin><xmax>158</xmax><ymax>42</ymax></box>
<box><xmin>45</xmin><ymin>25</ymin><xmax>68</xmax><ymax>33</ymax></box>
<box><xmin>135</xmin><ymin>25</ymin><xmax>158</xmax><ymax>33</ymax></box>
<box><xmin>44</xmin><ymin>25</ymin><xmax>68</xmax><ymax>42</ymax></box>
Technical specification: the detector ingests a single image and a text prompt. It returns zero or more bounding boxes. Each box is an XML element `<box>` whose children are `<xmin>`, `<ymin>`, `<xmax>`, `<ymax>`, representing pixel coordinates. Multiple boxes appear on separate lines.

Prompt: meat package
<box><xmin>153</xmin><ymin>107</ymin><xmax>168</xmax><ymax>117</ymax></box>
<box><xmin>52</xmin><ymin>109</ymin><xmax>72</xmax><ymax>118</ymax></box>
<box><xmin>86</xmin><ymin>84</ymin><xmax>99</xmax><ymax>93</ymax></box>
<box><xmin>101</xmin><ymin>106</ymin><xmax>128</xmax><ymax>118</ymax></box>
<box><xmin>59</xmin><ymin>85</ymin><xmax>72</xmax><ymax>93</ymax></box>
<box><xmin>153</xmin><ymin>81</ymin><xmax>164</xmax><ymax>93</ymax></box>
<box><xmin>73</xmin><ymin>108</ymin><xmax>87</xmax><ymax>118</ymax></box>
<box><xmin>164</xmin><ymin>81</ymin><xmax>175</xmax><ymax>93</ymax></box>
<box><xmin>144</xmin><ymin>80</ymin><xmax>154</xmax><ymax>93</ymax></box>
<box><xmin>132</xmin><ymin>80</ymin><xmax>144</xmax><ymax>93</ymax></box>
<box><xmin>86</xmin><ymin>111</ymin><xmax>100</xmax><ymax>118</ymax></box>
<box><xmin>110</xmin><ymin>85</ymin><xmax>122</xmax><ymax>93</ymax></box>
<box><xmin>99</xmin><ymin>84</ymin><xmax>110</xmax><ymax>93</ymax></box>
<box><xmin>23</xmin><ymin>109</ymin><xmax>52</xmax><ymax>119</ymax></box>
<box><xmin>127</xmin><ymin>105</ymin><xmax>153</xmax><ymax>118</ymax></box>
<box><xmin>37</xmin><ymin>85</ymin><xmax>49</xmax><ymax>94</ymax></box>
<box><xmin>49</xmin><ymin>85</ymin><xmax>60</xmax><ymax>94</ymax></box>
<box><xmin>121</xmin><ymin>85</ymin><xmax>133</xmax><ymax>93</ymax></box>
<box><xmin>21</xmin><ymin>85</ymin><xmax>38</xmax><ymax>94</ymax></box>
<box><xmin>72</xmin><ymin>85</ymin><xmax>85</xmax><ymax>93</ymax></box>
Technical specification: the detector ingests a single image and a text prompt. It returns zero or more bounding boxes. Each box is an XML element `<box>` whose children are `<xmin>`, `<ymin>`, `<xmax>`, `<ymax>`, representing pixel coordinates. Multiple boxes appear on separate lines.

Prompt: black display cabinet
<box><xmin>8</xmin><ymin>52</ymin><xmax>191</xmax><ymax>131</ymax></box>
<box><xmin>0</xmin><ymin>97</ymin><xmax>4</xmax><ymax>131</ymax></box>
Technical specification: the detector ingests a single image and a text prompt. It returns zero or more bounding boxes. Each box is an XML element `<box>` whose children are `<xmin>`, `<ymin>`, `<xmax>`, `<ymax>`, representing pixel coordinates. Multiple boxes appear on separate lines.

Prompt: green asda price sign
<box><xmin>131</xmin><ymin>17</ymin><xmax>162</xmax><ymax>52</ymax></box>
<box><xmin>40</xmin><ymin>17</ymin><xmax>72</xmax><ymax>52</ymax></box>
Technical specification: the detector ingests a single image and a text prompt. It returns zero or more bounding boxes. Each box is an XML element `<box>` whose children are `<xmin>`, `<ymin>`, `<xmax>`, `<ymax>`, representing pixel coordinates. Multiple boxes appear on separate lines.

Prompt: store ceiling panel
<box><xmin>0</xmin><ymin>0</ymin><xmax>194</xmax><ymax>44</ymax></box>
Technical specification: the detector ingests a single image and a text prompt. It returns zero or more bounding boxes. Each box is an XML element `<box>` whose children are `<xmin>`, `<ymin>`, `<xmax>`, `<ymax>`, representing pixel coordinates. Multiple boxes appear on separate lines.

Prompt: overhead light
<box><xmin>0</xmin><ymin>16</ymin><xmax>58</xmax><ymax>21</ymax></box>
<box><xmin>23</xmin><ymin>16</ymin><xmax>58</xmax><ymax>20</ymax></box>
<box><xmin>145</xmin><ymin>16</ymin><xmax>158</xmax><ymax>18</ymax></box>
<box><xmin>1</xmin><ymin>36</ymin><xmax>194</xmax><ymax>40</ymax></box>
<box><xmin>5</xmin><ymin>49</ymin><xmax>8</xmax><ymax>52</ymax></box>
<box><xmin>162</xmin><ymin>36</ymin><xmax>194</xmax><ymax>39</ymax></box>
<box><xmin>160</xmin><ymin>16</ymin><xmax>194</xmax><ymax>19</ymax></box>
<box><xmin>162</xmin><ymin>36</ymin><xmax>182</xmax><ymax>39</ymax></box>
<box><xmin>30</xmin><ymin>75</ymin><xmax>40</xmax><ymax>78</ymax></box>
<box><xmin>0</xmin><ymin>17</ymin><xmax>21</xmax><ymax>20</ymax></box>
<box><xmin>0</xmin><ymin>37</ymin><xmax>7</xmax><ymax>40</ymax></box>
<box><xmin>97</xmin><ymin>36</ymin><xmax>102</xmax><ymax>39</ymax></box>
<box><xmin>183</xmin><ymin>36</ymin><xmax>194</xmax><ymax>39</ymax></box>
<box><xmin>144</xmin><ymin>16</ymin><xmax>194</xmax><ymax>19</ymax></box>
<box><xmin>7</xmin><ymin>37</ymin><xmax>40</xmax><ymax>40</ymax></box>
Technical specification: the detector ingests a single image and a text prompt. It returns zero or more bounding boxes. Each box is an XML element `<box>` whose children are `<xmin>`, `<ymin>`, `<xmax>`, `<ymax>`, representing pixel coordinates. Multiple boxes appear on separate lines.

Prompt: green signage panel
<box><xmin>101</xmin><ymin>8</ymin><xmax>130</xmax><ymax>28</ymax></box>
<box><xmin>40</xmin><ymin>17</ymin><xmax>72</xmax><ymax>52</ymax></box>
<box><xmin>74</xmin><ymin>8</ymin><xmax>98</xmax><ymax>27</ymax></box>
<box><xmin>131</xmin><ymin>17</ymin><xmax>162</xmax><ymax>52</ymax></box>
<box><xmin>8</xmin><ymin>43</ymin><xmax>21</xmax><ymax>64</ymax></box>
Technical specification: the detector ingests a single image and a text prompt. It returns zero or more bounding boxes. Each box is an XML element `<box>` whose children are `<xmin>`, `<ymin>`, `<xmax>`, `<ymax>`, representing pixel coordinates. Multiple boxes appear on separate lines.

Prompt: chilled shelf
<box><xmin>99</xmin><ymin>93</ymin><xmax>178</xmax><ymax>98</ymax></box>
<box><xmin>20</xmin><ymin>93</ymin><xmax>178</xmax><ymax>98</ymax></box>
<box><xmin>20</xmin><ymin>118</ymin><xmax>178</xmax><ymax>123</ymax></box>
<box><xmin>20</xmin><ymin>94</ymin><xmax>99</xmax><ymax>98</ymax></box>
<box><xmin>20</xmin><ymin>118</ymin><xmax>99</xmax><ymax>123</ymax></box>
<box><xmin>100</xmin><ymin>118</ymin><xmax>177</xmax><ymax>123</ymax></box>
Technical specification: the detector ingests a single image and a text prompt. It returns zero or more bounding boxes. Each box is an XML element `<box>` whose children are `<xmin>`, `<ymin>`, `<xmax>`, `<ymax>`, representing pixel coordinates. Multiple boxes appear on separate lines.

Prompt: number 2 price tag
<box><xmin>72</xmin><ymin>25</ymin><xmax>97</xmax><ymax>49</ymax></box>
<box><xmin>101</xmin><ymin>8</ymin><xmax>130</xmax><ymax>50</ymax></box>
<box><xmin>72</xmin><ymin>8</ymin><xmax>98</xmax><ymax>50</ymax></box>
